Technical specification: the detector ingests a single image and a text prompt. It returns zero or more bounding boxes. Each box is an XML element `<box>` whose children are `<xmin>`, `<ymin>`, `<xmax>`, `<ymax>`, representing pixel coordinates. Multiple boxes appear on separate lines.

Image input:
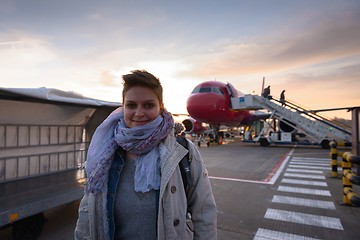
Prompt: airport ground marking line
<box><xmin>209</xmin><ymin>149</ymin><xmax>295</xmax><ymax>185</ymax></box>
<box><xmin>292</xmin><ymin>157</ymin><xmax>329</xmax><ymax>161</ymax></box>
<box><xmin>290</xmin><ymin>160</ymin><xmax>330</xmax><ymax>165</ymax></box>
<box><xmin>284</xmin><ymin>173</ymin><xmax>325</xmax><ymax>179</ymax></box>
<box><xmin>254</xmin><ymin>228</ymin><xmax>320</xmax><ymax>240</ymax></box>
<box><xmin>208</xmin><ymin>176</ymin><xmax>274</xmax><ymax>184</ymax></box>
<box><xmin>263</xmin><ymin>148</ymin><xmax>295</xmax><ymax>184</ymax></box>
<box><xmin>290</xmin><ymin>161</ymin><xmax>329</xmax><ymax>166</ymax></box>
<box><xmin>281</xmin><ymin>178</ymin><xmax>328</xmax><ymax>187</ymax></box>
<box><xmin>286</xmin><ymin>168</ymin><xmax>324</xmax><ymax>174</ymax></box>
<box><xmin>272</xmin><ymin>195</ymin><xmax>336</xmax><ymax>210</ymax></box>
<box><xmin>264</xmin><ymin>208</ymin><xmax>344</xmax><ymax>230</ymax></box>
<box><xmin>290</xmin><ymin>162</ymin><xmax>329</xmax><ymax>166</ymax></box>
<box><xmin>277</xmin><ymin>185</ymin><xmax>331</xmax><ymax>196</ymax></box>
<box><xmin>291</xmin><ymin>159</ymin><xmax>329</xmax><ymax>163</ymax></box>
<box><xmin>288</xmin><ymin>165</ymin><xmax>328</xmax><ymax>170</ymax></box>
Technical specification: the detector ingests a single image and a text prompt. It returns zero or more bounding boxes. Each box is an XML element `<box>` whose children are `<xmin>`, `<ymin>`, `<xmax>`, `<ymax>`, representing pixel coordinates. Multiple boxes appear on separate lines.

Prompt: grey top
<box><xmin>114</xmin><ymin>157</ymin><xmax>157</xmax><ymax>240</ymax></box>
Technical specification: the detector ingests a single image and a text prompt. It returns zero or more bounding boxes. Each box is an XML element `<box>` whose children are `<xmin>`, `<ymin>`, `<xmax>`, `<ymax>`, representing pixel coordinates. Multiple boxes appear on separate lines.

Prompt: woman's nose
<box><xmin>135</xmin><ymin>107</ymin><xmax>144</xmax><ymax>116</ymax></box>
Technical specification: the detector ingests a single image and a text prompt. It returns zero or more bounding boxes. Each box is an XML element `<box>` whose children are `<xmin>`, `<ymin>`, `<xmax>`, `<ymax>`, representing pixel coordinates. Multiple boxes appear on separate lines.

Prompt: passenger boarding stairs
<box><xmin>231</xmin><ymin>95</ymin><xmax>351</xmax><ymax>146</ymax></box>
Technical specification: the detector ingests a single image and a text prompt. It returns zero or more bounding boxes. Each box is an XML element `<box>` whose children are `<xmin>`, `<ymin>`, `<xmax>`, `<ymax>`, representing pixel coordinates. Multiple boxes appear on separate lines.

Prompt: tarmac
<box><xmin>203</xmin><ymin>139</ymin><xmax>360</xmax><ymax>239</ymax></box>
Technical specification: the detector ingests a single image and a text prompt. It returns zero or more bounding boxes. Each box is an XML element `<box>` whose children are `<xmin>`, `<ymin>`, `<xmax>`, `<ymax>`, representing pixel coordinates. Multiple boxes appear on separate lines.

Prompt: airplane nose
<box><xmin>186</xmin><ymin>93</ymin><xmax>224</xmax><ymax>122</ymax></box>
<box><xmin>186</xmin><ymin>94</ymin><xmax>203</xmax><ymax>117</ymax></box>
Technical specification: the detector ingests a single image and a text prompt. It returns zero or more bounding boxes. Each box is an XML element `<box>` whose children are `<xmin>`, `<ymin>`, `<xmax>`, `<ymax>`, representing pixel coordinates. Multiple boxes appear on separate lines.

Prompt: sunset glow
<box><xmin>1</xmin><ymin>1</ymin><xmax>359</xmax><ymax>119</ymax></box>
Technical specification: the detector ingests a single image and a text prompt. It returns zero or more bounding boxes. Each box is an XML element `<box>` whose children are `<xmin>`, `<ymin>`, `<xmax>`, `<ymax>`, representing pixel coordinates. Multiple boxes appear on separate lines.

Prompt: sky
<box><xmin>1</xmin><ymin>0</ymin><xmax>359</xmax><ymax>120</ymax></box>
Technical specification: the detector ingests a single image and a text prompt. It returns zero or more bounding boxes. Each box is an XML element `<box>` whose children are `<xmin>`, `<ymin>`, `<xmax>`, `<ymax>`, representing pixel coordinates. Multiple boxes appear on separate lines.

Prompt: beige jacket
<box><xmin>74</xmin><ymin>133</ymin><xmax>217</xmax><ymax>240</ymax></box>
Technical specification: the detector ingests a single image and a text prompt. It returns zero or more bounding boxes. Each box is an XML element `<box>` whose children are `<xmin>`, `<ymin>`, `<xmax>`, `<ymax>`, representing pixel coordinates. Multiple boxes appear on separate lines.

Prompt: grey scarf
<box><xmin>85</xmin><ymin>108</ymin><xmax>174</xmax><ymax>194</ymax></box>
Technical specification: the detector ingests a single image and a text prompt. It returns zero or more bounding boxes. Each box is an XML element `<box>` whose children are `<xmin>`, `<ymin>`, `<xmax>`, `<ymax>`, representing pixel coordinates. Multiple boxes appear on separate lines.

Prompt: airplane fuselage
<box><xmin>186</xmin><ymin>81</ymin><xmax>253</xmax><ymax>127</ymax></box>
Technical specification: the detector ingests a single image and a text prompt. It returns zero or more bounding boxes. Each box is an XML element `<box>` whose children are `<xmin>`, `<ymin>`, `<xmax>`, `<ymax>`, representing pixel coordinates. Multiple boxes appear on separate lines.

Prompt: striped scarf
<box><xmin>85</xmin><ymin>107</ymin><xmax>174</xmax><ymax>194</ymax></box>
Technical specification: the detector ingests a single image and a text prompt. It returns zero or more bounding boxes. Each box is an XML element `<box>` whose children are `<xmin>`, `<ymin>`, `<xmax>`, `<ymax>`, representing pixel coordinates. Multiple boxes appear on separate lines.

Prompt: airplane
<box><xmin>181</xmin><ymin>80</ymin><xmax>271</xmax><ymax>145</ymax></box>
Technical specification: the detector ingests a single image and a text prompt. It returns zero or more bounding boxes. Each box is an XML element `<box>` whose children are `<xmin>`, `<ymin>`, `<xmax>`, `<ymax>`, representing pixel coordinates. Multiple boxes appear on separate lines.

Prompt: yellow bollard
<box><xmin>329</xmin><ymin>141</ymin><xmax>338</xmax><ymax>177</ymax></box>
<box><xmin>343</xmin><ymin>187</ymin><xmax>357</xmax><ymax>205</ymax></box>
<box><xmin>342</xmin><ymin>152</ymin><xmax>353</xmax><ymax>205</ymax></box>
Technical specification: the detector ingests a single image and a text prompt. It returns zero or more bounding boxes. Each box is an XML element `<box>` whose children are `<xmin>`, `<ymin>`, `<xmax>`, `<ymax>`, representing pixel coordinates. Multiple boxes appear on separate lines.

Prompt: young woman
<box><xmin>74</xmin><ymin>70</ymin><xmax>217</xmax><ymax>240</ymax></box>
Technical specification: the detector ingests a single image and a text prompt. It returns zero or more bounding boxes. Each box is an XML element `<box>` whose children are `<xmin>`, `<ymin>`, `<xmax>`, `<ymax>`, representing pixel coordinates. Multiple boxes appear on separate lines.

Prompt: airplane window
<box><xmin>198</xmin><ymin>87</ymin><xmax>212</xmax><ymax>93</ymax></box>
<box><xmin>191</xmin><ymin>87</ymin><xmax>223</xmax><ymax>94</ymax></box>
<box><xmin>212</xmin><ymin>87</ymin><xmax>224</xmax><ymax>95</ymax></box>
<box><xmin>191</xmin><ymin>88</ymin><xmax>201</xmax><ymax>93</ymax></box>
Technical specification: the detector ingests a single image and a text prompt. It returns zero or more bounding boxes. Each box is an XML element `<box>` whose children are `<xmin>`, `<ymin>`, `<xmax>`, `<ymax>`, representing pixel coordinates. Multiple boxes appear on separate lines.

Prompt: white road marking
<box><xmin>208</xmin><ymin>176</ymin><xmax>274</xmax><ymax>184</ymax></box>
<box><xmin>291</xmin><ymin>159</ymin><xmax>329</xmax><ymax>164</ymax></box>
<box><xmin>286</xmin><ymin>168</ymin><xmax>323</xmax><ymax>174</ymax></box>
<box><xmin>290</xmin><ymin>161</ymin><xmax>329</xmax><ymax>166</ymax></box>
<box><xmin>281</xmin><ymin>178</ymin><xmax>328</xmax><ymax>187</ymax></box>
<box><xmin>284</xmin><ymin>173</ymin><xmax>325</xmax><ymax>179</ymax></box>
<box><xmin>254</xmin><ymin>228</ymin><xmax>320</xmax><ymax>240</ymax></box>
<box><xmin>292</xmin><ymin>157</ymin><xmax>329</xmax><ymax>161</ymax></box>
<box><xmin>288</xmin><ymin>165</ymin><xmax>328</xmax><ymax>170</ymax></box>
<box><xmin>255</xmin><ymin>157</ymin><xmax>345</xmax><ymax>238</ymax></box>
<box><xmin>264</xmin><ymin>208</ymin><xmax>343</xmax><ymax>230</ymax></box>
<box><xmin>272</xmin><ymin>195</ymin><xmax>336</xmax><ymax>210</ymax></box>
<box><xmin>277</xmin><ymin>185</ymin><xmax>331</xmax><ymax>196</ymax></box>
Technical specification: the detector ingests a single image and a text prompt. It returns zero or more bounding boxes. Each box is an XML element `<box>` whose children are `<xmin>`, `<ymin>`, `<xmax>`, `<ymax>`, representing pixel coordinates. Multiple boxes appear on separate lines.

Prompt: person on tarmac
<box><xmin>74</xmin><ymin>70</ymin><xmax>217</xmax><ymax>240</ymax></box>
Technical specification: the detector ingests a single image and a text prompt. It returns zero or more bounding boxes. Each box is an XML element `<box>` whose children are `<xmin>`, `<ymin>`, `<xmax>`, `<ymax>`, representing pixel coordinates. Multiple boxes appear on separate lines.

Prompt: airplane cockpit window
<box><xmin>191</xmin><ymin>87</ymin><xmax>210</xmax><ymax>93</ymax></box>
<box><xmin>191</xmin><ymin>87</ymin><xmax>224</xmax><ymax>95</ymax></box>
<box><xmin>191</xmin><ymin>87</ymin><xmax>201</xmax><ymax>93</ymax></box>
<box><xmin>199</xmin><ymin>87</ymin><xmax>212</xmax><ymax>93</ymax></box>
<box><xmin>212</xmin><ymin>87</ymin><xmax>224</xmax><ymax>95</ymax></box>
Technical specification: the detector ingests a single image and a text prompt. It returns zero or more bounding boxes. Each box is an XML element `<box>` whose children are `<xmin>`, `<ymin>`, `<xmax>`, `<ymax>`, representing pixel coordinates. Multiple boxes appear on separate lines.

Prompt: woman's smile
<box><xmin>122</xmin><ymin>86</ymin><xmax>161</xmax><ymax>128</ymax></box>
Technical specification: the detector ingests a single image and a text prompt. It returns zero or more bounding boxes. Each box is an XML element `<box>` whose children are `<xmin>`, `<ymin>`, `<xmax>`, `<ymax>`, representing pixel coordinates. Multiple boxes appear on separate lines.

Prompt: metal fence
<box><xmin>0</xmin><ymin>124</ymin><xmax>88</xmax><ymax>182</ymax></box>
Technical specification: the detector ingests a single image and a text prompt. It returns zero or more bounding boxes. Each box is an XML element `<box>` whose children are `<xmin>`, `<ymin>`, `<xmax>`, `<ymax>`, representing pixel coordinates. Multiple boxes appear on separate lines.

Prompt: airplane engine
<box><xmin>182</xmin><ymin>118</ymin><xmax>205</xmax><ymax>134</ymax></box>
<box><xmin>182</xmin><ymin>118</ymin><xmax>195</xmax><ymax>133</ymax></box>
<box><xmin>279</xmin><ymin>119</ymin><xmax>296</xmax><ymax>133</ymax></box>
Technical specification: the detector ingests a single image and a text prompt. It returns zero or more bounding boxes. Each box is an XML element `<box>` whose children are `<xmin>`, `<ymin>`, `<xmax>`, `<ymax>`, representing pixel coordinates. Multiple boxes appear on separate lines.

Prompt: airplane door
<box><xmin>226</xmin><ymin>83</ymin><xmax>237</xmax><ymax>98</ymax></box>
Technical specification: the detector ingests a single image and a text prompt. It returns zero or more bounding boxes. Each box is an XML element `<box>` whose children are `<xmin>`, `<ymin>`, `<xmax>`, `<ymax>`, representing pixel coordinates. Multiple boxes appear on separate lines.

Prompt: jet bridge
<box><xmin>231</xmin><ymin>94</ymin><xmax>352</xmax><ymax>148</ymax></box>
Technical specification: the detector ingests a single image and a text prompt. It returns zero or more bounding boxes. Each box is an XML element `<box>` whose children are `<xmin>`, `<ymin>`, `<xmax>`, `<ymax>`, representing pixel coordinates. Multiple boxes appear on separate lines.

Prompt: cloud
<box><xmin>189</xmin><ymin>7</ymin><xmax>360</xmax><ymax>78</ymax></box>
<box><xmin>0</xmin><ymin>38</ymin><xmax>57</xmax><ymax>66</ymax></box>
<box><xmin>100</xmin><ymin>70</ymin><xmax>119</xmax><ymax>87</ymax></box>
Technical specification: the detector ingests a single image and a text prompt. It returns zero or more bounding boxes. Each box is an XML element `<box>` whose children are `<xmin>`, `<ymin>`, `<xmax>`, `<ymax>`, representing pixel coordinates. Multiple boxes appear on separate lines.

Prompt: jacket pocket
<box><xmin>74</xmin><ymin>199</ymin><xmax>91</xmax><ymax>240</ymax></box>
<box><xmin>78</xmin><ymin>205</ymin><xmax>89</xmax><ymax>222</ymax></box>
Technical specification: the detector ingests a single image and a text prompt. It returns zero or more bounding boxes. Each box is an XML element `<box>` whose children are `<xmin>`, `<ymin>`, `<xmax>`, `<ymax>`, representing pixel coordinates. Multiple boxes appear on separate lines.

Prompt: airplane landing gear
<box><xmin>215</xmin><ymin>132</ymin><xmax>224</xmax><ymax>145</ymax></box>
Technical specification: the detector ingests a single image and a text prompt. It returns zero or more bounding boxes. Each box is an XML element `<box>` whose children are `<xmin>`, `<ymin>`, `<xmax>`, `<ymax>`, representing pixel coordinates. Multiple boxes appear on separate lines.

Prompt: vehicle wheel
<box><xmin>259</xmin><ymin>137</ymin><xmax>270</xmax><ymax>147</ymax></box>
<box><xmin>12</xmin><ymin>213</ymin><xmax>46</xmax><ymax>240</ymax></box>
<box><xmin>207</xmin><ymin>142</ymin><xmax>210</xmax><ymax>147</ymax></box>
<box><xmin>320</xmin><ymin>139</ymin><xmax>330</xmax><ymax>149</ymax></box>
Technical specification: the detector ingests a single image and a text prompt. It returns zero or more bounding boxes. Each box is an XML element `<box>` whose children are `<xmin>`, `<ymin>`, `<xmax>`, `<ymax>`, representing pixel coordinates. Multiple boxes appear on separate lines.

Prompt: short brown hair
<box><xmin>122</xmin><ymin>70</ymin><xmax>163</xmax><ymax>106</ymax></box>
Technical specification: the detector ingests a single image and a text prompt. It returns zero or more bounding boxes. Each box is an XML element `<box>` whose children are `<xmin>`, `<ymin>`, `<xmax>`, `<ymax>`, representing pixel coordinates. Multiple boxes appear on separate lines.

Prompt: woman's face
<box><xmin>122</xmin><ymin>86</ymin><xmax>162</xmax><ymax>128</ymax></box>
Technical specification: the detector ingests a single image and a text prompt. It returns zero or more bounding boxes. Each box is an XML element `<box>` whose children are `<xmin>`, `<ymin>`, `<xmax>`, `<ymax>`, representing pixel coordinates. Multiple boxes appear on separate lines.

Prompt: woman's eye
<box><xmin>144</xmin><ymin>103</ymin><xmax>155</xmax><ymax>109</ymax></box>
<box><xmin>126</xmin><ymin>103</ymin><xmax>136</xmax><ymax>109</ymax></box>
